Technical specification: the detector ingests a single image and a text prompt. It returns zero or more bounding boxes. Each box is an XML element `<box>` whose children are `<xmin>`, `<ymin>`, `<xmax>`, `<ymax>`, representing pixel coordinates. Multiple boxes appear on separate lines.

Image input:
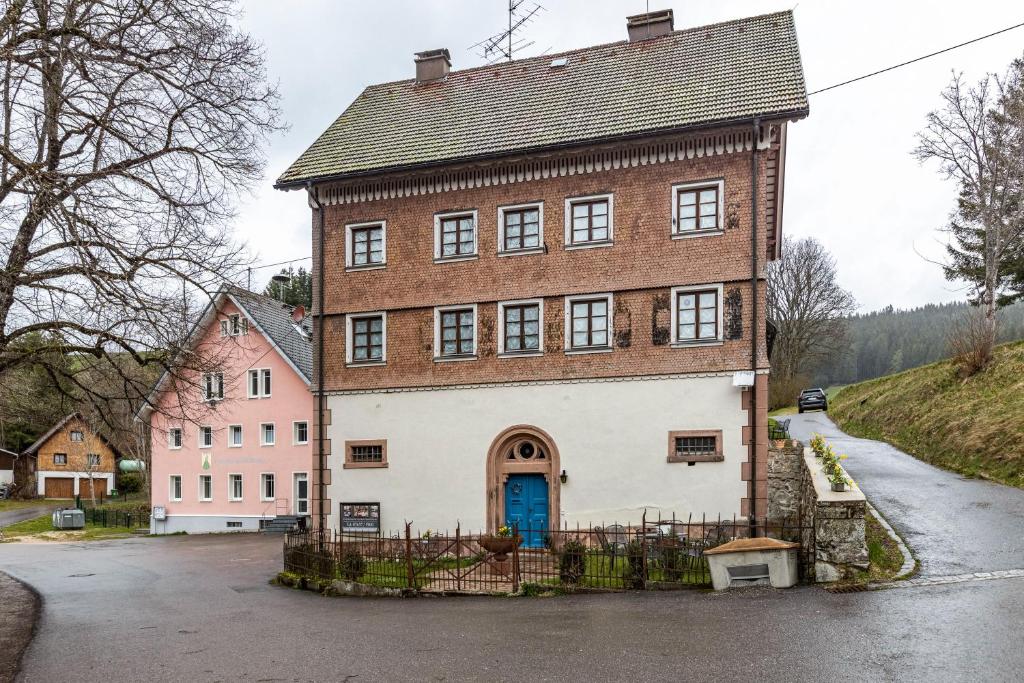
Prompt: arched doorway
<box><xmin>486</xmin><ymin>425</ymin><xmax>560</xmax><ymax>546</ymax></box>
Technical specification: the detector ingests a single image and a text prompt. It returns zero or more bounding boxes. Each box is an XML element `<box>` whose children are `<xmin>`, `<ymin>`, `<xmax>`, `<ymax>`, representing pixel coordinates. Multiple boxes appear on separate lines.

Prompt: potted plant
<box><xmin>828</xmin><ymin>470</ymin><xmax>851</xmax><ymax>492</ymax></box>
<box><xmin>810</xmin><ymin>433</ymin><xmax>826</xmax><ymax>457</ymax></box>
<box><xmin>479</xmin><ymin>525</ymin><xmax>521</xmax><ymax>561</ymax></box>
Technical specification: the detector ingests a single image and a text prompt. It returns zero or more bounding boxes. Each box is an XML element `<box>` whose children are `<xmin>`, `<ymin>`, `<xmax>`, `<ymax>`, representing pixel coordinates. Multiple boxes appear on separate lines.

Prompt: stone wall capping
<box><xmin>803</xmin><ymin>448</ymin><xmax>865</xmax><ymax>504</ymax></box>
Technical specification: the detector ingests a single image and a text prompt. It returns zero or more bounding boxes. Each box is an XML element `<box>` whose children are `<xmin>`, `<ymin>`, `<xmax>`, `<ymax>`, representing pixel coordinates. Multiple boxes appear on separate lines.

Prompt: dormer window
<box><xmin>434</xmin><ymin>210</ymin><xmax>478</xmax><ymax>262</ymax></box>
<box><xmin>565</xmin><ymin>194</ymin><xmax>613</xmax><ymax>248</ymax></box>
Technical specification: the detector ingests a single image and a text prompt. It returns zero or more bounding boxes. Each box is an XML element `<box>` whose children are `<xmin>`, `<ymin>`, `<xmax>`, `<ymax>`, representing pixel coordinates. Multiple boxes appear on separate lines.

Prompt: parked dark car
<box><xmin>797</xmin><ymin>388</ymin><xmax>828</xmax><ymax>413</ymax></box>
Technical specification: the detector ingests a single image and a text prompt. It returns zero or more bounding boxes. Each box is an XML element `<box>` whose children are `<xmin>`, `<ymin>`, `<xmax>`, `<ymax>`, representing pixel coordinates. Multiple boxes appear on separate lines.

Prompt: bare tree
<box><xmin>914</xmin><ymin>60</ymin><xmax>1024</xmax><ymax>370</ymax></box>
<box><xmin>767</xmin><ymin>237</ymin><xmax>857</xmax><ymax>408</ymax></box>
<box><xmin>0</xmin><ymin>1</ymin><xmax>282</xmax><ymax>417</ymax></box>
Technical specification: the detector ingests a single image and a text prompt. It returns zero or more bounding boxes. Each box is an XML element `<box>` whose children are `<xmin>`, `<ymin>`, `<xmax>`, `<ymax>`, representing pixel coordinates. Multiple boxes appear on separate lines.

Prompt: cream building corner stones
<box><xmin>275</xmin><ymin>9</ymin><xmax>809</xmax><ymax>538</ymax></box>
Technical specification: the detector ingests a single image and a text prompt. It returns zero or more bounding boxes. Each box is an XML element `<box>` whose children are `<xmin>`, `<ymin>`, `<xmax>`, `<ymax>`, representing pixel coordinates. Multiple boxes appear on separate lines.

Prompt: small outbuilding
<box><xmin>21</xmin><ymin>413</ymin><xmax>121</xmax><ymax>499</ymax></box>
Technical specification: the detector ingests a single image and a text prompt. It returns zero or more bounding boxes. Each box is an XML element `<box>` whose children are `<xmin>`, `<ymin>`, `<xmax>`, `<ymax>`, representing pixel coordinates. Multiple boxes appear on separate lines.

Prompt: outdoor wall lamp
<box><xmin>560</xmin><ymin>469</ymin><xmax>568</xmax><ymax>484</ymax></box>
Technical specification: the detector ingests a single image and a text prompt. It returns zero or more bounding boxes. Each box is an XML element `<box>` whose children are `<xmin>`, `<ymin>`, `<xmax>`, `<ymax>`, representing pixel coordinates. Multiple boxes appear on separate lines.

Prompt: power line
<box><xmin>249</xmin><ymin>255</ymin><xmax>311</xmax><ymax>272</ymax></box>
<box><xmin>808</xmin><ymin>20</ymin><xmax>1024</xmax><ymax>96</ymax></box>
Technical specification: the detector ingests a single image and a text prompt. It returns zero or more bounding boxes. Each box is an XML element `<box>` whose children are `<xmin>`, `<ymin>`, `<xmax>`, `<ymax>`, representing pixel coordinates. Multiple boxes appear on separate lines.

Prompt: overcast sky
<box><xmin>234</xmin><ymin>0</ymin><xmax>1024</xmax><ymax>313</ymax></box>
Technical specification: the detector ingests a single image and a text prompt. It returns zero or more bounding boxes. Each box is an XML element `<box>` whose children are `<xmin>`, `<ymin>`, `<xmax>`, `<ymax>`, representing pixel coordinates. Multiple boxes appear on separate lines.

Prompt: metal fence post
<box><xmin>404</xmin><ymin>522</ymin><xmax>414</xmax><ymax>590</ymax></box>
<box><xmin>455</xmin><ymin>525</ymin><xmax>462</xmax><ymax>592</ymax></box>
<box><xmin>641</xmin><ymin>509</ymin><xmax>648</xmax><ymax>588</ymax></box>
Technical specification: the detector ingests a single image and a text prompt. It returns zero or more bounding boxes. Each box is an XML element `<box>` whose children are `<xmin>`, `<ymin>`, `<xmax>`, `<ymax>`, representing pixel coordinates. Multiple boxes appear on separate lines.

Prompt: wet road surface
<box><xmin>789</xmin><ymin>411</ymin><xmax>1024</xmax><ymax>576</ymax></box>
<box><xmin>3</xmin><ymin>533</ymin><xmax>1024</xmax><ymax>682</ymax></box>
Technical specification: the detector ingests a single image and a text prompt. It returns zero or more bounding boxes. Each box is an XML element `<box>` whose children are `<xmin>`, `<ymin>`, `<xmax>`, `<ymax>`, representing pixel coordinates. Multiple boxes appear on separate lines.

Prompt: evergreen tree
<box><xmin>263</xmin><ymin>267</ymin><xmax>313</xmax><ymax>309</ymax></box>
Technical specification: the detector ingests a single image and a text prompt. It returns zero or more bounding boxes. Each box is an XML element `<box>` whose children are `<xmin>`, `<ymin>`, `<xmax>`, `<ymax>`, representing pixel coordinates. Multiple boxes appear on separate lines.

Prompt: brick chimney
<box><xmin>626</xmin><ymin>9</ymin><xmax>674</xmax><ymax>42</ymax></box>
<box><xmin>415</xmin><ymin>49</ymin><xmax>451</xmax><ymax>83</ymax></box>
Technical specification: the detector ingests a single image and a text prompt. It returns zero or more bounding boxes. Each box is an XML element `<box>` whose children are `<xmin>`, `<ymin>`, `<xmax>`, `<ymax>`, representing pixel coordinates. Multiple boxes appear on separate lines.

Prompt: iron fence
<box><xmin>83</xmin><ymin>505</ymin><xmax>151</xmax><ymax>529</ymax></box>
<box><xmin>283</xmin><ymin>512</ymin><xmax>813</xmax><ymax>594</ymax></box>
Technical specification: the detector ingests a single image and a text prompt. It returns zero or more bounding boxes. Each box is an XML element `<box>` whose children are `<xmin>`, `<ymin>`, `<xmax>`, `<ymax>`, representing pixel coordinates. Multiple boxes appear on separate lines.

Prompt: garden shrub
<box><xmin>559</xmin><ymin>539</ymin><xmax>587</xmax><ymax>584</ymax></box>
<box><xmin>339</xmin><ymin>548</ymin><xmax>367</xmax><ymax>581</ymax></box>
<box><xmin>118</xmin><ymin>473</ymin><xmax>142</xmax><ymax>493</ymax></box>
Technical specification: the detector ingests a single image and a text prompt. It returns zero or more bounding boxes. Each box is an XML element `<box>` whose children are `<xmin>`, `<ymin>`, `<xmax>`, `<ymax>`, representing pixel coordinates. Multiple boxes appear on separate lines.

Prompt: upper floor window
<box><xmin>565</xmin><ymin>294</ymin><xmax>613</xmax><ymax>352</ymax></box>
<box><xmin>565</xmin><ymin>194</ymin><xmax>613</xmax><ymax>248</ymax></box>
<box><xmin>498</xmin><ymin>203</ymin><xmax>543</xmax><ymax>254</ymax></box>
<box><xmin>260</xmin><ymin>423</ymin><xmax>276</xmax><ymax>446</ymax></box>
<box><xmin>671</xmin><ymin>284</ymin><xmax>723</xmax><ymax>344</ymax></box>
<box><xmin>498</xmin><ymin>300</ymin><xmax>543</xmax><ymax>355</ymax></box>
<box><xmin>672</xmin><ymin>180</ymin><xmax>724</xmax><ymax>236</ymax></box>
<box><xmin>346</xmin><ymin>221</ymin><xmax>386</xmax><ymax>269</ymax></box>
<box><xmin>346</xmin><ymin>313</ymin><xmax>386</xmax><ymax>365</ymax></box>
<box><xmin>293</xmin><ymin>421</ymin><xmax>309</xmax><ymax>445</ymax></box>
<box><xmin>53</xmin><ymin>452</ymin><xmax>68</xmax><ymax>465</ymax></box>
<box><xmin>87</xmin><ymin>453</ymin><xmax>101</xmax><ymax>468</ymax></box>
<box><xmin>199</xmin><ymin>426</ymin><xmax>213</xmax><ymax>449</ymax></box>
<box><xmin>168</xmin><ymin>428</ymin><xmax>183</xmax><ymax>449</ymax></box>
<box><xmin>434</xmin><ymin>305</ymin><xmax>477</xmax><ymax>360</ymax></box>
<box><xmin>248</xmin><ymin>368</ymin><xmax>271</xmax><ymax>398</ymax></box>
<box><xmin>202</xmin><ymin>372</ymin><xmax>224</xmax><ymax>401</ymax></box>
<box><xmin>70</xmin><ymin>430</ymin><xmax>83</xmax><ymax>442</ymax></box>
<box><xmin>434</xmin><ymin>210</ymin><xmax>478</xmax><ymax>261</ymax></box>
<box><xmin>220</xmin><ymin>314</ymin><xmax>248</xmax><ymax>337</ymax></box>
<box><xmin>228</xmin><ymin>424</ymin><xmax>243</xmax><ymax>448</ymax></box>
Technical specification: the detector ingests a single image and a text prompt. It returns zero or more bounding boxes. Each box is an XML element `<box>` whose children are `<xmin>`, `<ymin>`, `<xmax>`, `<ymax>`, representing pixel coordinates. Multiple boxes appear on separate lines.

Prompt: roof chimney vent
<box><xmin>415</xmin><ymin>48</ymin><xmax>451</xmax><ymax>83</ymax></box>
<box><xmin>626</xmin><ymin>9</ymin><xmax>674</xmax><ymax>42</ymax></box>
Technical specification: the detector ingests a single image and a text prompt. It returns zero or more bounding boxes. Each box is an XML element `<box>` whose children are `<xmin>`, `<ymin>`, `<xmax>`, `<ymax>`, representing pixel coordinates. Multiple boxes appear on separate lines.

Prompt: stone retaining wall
<box><xmin>767</xmin><ymin>440</ymin><xmax>868</xmax><ymax>582</ymax></box>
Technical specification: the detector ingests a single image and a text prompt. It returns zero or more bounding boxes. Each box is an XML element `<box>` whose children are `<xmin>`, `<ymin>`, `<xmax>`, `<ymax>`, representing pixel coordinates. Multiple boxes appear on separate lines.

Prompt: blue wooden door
<box><xmin>504</xmin><ymin>474</ymin><xmax>549</xmax><ymax>548</ymax></box>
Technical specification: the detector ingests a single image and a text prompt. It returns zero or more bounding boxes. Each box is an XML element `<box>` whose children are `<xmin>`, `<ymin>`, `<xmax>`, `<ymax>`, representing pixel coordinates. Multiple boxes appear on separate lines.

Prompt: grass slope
<box><xmin>831</xmin><ymin>340</ymin><xmax>1024</xmax><ymax>488</ymax></box>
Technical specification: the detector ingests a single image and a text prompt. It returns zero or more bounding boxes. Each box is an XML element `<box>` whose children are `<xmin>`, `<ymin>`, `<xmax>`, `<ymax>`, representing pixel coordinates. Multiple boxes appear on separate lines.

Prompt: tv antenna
<box><xmin>469</xmin><ymin>1</ymin><xmax>545</xmax><ymax>64</ymax></box>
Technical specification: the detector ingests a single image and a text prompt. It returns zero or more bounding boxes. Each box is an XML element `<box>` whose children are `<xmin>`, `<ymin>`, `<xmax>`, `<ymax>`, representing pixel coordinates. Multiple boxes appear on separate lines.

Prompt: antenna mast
<box><xmin>469</xmin><ymin>1</ymin><xmax>545</xmax><ymax>64</ymax></box>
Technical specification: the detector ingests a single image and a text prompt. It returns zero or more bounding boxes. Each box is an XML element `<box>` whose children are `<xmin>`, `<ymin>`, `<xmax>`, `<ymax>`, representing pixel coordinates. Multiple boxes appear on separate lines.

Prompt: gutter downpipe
<box><xmin>750</xmin><ymin>118</ymin><xmax>761</xmax><ymax>537</ymax></box>
<box><xmin>307</xmin><ymin>181</ymin><xmax>327</xmax><ymax>534</ymax></box>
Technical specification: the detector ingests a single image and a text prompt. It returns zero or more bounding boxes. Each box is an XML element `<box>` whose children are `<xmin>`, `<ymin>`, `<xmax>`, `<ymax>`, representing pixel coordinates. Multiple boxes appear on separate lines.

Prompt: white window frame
<box><xmin>168</xmin><ymin>427</ymin><xmax>183</xmax><ymax>450</ymax></box>
<box><xmin>433</xmin><ymin>303</ymin><xmax>478</xmax><ymax>361</ymax></box>
<box><xmin>433</xmin><ymin>209</ymin><xmax>479</xmax><ymax>262</ymax></box>
<box><xmin>70</xmin><ymin>430</ymin><xmax>83</xmax><ymax>442</ymax></box>
<box><xmin>497</xmin><ymin>298</ymin><xmax>545</xmax><ymax>356</ymax></box>
<box><xmin>293</xmin><ymin>421</ymin><xmax>309</xmax><ymax>445</ymax></box>
<box><xmin>670</xmin><ymin>283</ymin><xmax>725</xmax><ymax>346</ymax></box>
<box><xmin>345</xmin><ymin>220</ymin><xmax>387</xmax><ymax>270</ymax></box>
<box><xmin>564</xmin><ymin>293</ymin><xmax>614</xmax><ymax>354</ymax></box>
<box><xmin>201</xmin><ymin>372</ymin><xmax>224</xmax><ymax>402</ymax></box>
<box><xmin>497</xmin><ymin>202</ymin><xmax>545</xmax><ymax>255</ymax></box>
<box><xmin>564</xmin><ymin>193</ymin><xmax>614</xmax><ymax>249</ymax></box>
<box><xmin>221</xmin><ymin>314</ymin><xmax>247</xmax><ymax>337</ymax></box>
<box><xmin>198</xmin><ymin>426</ymin><xmax>213</xmax><ymax>449</ymax></box>
<box><xmin>260</xmin><ymin>422</ymin><xmax>276</xmax><ymax>447</ymax></box>
<box><xmin>247</xmin><ymin>368</ymin><xmax>272</xmax><ymax>398</ymax></box>
<box><xmin>228</xmin><ymin>473</ymin><xmax>243</xmax><ymax>502</ymax></box>
<box><xmin>169</xmin><ymin>475</ymin><xmax>182</xmax><ymax>502</ymax></box>
<box><xmin>260</xmin><ymin>472</ymin><xmax>275</xmax><ymax>502</ymax></box>
<box><xmin>198</xmin><ymin>474</ymin><xmax>213</xmax><ymax>502</ymax></box>
<box><xmin>671</xmin><ymin>180</ymin><xmax>725</xmax><ymax>238</ymax></box>
<box><xmin>228</xmin><ymin>424</ymin><xmax>243</xmax><ymax>448</ymax></box>
<box><xmin>87</xmin><ymin>453</ymin><xmax>101</xmax><ymax>468</ymax></box>
<box><xmin>345</xmin><ymin>312</ymin><xmax>387</xmax><ymax>366</ymax></box>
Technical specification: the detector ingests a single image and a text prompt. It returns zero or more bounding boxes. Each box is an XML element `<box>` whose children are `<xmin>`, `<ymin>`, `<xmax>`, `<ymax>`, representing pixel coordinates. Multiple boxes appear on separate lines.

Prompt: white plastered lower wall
<box><xmin>324</xmin><ymin>374</ymin><xmax>748</xmax><ymax>532</ymax></box>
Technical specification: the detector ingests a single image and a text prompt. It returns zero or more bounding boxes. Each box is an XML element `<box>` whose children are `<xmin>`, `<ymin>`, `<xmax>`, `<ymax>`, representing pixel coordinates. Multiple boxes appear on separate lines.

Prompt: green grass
<box><xmin>830</xmin><ymin>340</ymin><xmax>1024</xmax><ymax>489</ymax></box>
<box><xmin>847</xmin><ymin>512</ymin><xmax>906</xmax><ymax>584</ymax></box>
<box><xmin>0</xmin><ymin>499</ymin><xmax>51</xmax><ymax>512</ymax></box>
<box><xmin>1</xmin><ymin>512</ymin><xmax>137</xmax><ymax>541</ymax></box>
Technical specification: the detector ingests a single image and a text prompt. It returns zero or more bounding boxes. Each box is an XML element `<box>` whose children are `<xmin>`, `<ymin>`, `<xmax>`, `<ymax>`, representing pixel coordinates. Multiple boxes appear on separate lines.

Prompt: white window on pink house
<box><xmin>228</xmin><ymin>425</ymin><xmax>242</xmax><ymax>448</ymax></box>
<box><xmin>221</xmin><ymin>314</ymin><xmax>248</xmax><ymax>337</ymax></box>
<box><xmin>248</xmin><ymin>368</ymin><xmax>271</xmax><ymax>398</ymax></box>
<box><xmin>293</xmin><ymin>421</ymin><xmax>309</xmax><ymax>445</ymax></box>
<box><xmin>169</xmin><ymin>475</ymin><xmax>182</xmax><ymax>502</ymax></box>
<box><xmin>199</xmin><ymin>426</ymin><xmax>213</xmax><ymax>449</ymax></box>
<box><xmin>260</xmin><ymin>423</ymin><xmax>275</xmax><ymax>446</ymax></box>
<box><xmin>261</xmin><ymin>473</ymin><xmax>275</xmax><ymax>501</ymax></box>
<box><xmin>199</xmin><ymin>475</ymin><xmax>213</xmax><ymax>502</ymax></box>
<box><xmin>229</xmin><ymin>473</ymin><xmax>243</xmax><ymax>501</ymax></box>
<box><xmin>202</xmin><ymin>373</ymin><xmax>224</xmax><ymax>401</ymax></box>
<box><xmin>168</xmin><ymin>428</ymin><xmax>183</xmax><ymax>449</ymax></box>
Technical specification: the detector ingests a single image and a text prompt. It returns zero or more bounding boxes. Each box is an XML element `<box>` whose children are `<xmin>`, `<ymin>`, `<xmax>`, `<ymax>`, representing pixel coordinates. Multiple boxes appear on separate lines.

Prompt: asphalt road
<box><xmin>788</xmin><ymin>411</ymin><xmax>1024</xmax><ymax>576</ymax></box>
<box><xmin>3</xmin><ymin>533</ymin><xmax>1024</xmax><ymax>682</ymax></box>
<box><xmin>0</xmin><ymin>505</ymin><xmax>53</xmax><ymax>530</ymax></box>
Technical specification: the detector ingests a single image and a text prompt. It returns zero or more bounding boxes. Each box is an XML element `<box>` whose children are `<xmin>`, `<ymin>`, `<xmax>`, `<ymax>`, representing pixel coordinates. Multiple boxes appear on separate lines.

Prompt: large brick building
<box><xmin>276</xmin><ymin>10</ymin><xmax>808</xmax><ymax>539</ymax></box>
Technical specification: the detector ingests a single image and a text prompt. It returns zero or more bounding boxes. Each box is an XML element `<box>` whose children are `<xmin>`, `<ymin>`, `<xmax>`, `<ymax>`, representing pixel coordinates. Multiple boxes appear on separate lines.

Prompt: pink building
<box><xmin>142</xmin><ymin>286</ymin><xmax>313</xmax><ymax>533</ymax></box>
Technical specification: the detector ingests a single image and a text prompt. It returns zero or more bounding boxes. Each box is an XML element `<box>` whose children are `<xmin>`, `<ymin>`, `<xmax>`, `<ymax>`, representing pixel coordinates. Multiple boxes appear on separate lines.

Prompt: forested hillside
<box><xmin>811</xmin><ymin>301</ymin><xmax>1024</xmax><ymax>387</ymax></box>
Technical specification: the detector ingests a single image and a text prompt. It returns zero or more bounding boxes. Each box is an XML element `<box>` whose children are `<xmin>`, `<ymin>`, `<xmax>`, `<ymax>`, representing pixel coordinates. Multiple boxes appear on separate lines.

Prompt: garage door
<box><xmin>78</xmin><ymin>479</ymin><xmax>105</xmax><ymax>501</ymax></box>
<box><xmin>44</xmin><ymin>477</ymin><xmax>74</xmax><ymax>498</ymax></box>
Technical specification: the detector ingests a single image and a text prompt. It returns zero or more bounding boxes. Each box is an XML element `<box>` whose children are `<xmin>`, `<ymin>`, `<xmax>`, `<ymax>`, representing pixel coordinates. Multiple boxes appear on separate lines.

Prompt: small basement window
<box><xmin>667</xmin><ymin>430</ymin><xmax>723</xmax><ymax>463</ymax></box>
<box><xmin>226</xmin><ymin>521</ymin><xmax>243</xmax><ymax>528</ymax></box>
<box><xmin>344</xmin><ymin>440</ymin><xmax>388</xmax><ymax>469</ymax></box>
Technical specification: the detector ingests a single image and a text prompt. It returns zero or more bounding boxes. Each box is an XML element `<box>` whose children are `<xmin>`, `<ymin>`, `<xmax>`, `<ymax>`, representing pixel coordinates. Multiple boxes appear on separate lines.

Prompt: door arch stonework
<box><xmin>485</xmin><ymin>425</ymin><xmax>560</xmax><ymax>533</ymax></box>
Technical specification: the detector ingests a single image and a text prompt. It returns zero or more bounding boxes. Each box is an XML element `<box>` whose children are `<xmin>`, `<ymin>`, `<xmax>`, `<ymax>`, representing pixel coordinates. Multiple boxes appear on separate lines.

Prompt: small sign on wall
<box><xmin>341</xmin><ymin>502</ymin><xmax>380</xmax><ymax>533</ymax></box>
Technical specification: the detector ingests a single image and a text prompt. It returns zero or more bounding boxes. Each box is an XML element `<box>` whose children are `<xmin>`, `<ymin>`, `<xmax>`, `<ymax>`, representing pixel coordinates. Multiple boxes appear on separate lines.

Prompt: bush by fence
<box><xmin>283</xmin><ymin>513</ymin><xmax>813</xmax><ymax>594</ymax></box>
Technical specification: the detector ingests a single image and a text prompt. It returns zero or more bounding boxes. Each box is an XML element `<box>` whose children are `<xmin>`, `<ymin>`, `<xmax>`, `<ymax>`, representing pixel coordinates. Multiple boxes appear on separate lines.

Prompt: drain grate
<box><xmin>825</xmin><ymin>583</ymin><xmax>871</xmax><ymax>593</ymax></box>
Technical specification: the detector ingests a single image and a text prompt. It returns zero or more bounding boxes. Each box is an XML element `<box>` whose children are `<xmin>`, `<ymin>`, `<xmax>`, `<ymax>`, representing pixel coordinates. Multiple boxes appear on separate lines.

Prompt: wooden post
<box><xmin>404</xmin><ymin>522</ymin><xmax>414</xmax><ymax>590</ymax></box>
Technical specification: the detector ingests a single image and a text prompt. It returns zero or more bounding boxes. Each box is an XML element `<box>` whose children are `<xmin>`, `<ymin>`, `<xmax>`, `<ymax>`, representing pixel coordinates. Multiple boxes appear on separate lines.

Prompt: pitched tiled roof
<box><xmin>226</xmin><ymin>287</ymin><xmax>313</xmax><ymax>383</ymax></box>
<box><xmin>277</xmin><ymin>10</ymin><xmax>808</xmax><ymax>186</ymax></box>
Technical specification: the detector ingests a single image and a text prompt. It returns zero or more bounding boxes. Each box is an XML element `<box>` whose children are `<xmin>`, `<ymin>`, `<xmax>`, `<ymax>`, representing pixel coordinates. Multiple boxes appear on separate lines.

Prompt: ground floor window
<box><xmin>199</xmin><ymin>474</ymin><xmax>213</xmax><ymax>501</ymax></box>
<box><xmin>229</xmin><ymin>473</ymin><xmax>243</xmax><ymax>501</ymax></box>
<box><xmin>261</xmin><ymin>473</ymin><xmax>275</xmax><ymax>501</ymax></box>
<box><xmin>169</xmin><ymin>475</ymin><xmax>182</xmax><ymax>501</ymax></box>
<box><xmin>344</xmin><ymin>439</ymin><xmax>388</xmax><ymax>469</ymax></box>
<box><xmin>666</xmin><ymin>430</ymin><xmax>724</xmax><ymax>463</ymax></box>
